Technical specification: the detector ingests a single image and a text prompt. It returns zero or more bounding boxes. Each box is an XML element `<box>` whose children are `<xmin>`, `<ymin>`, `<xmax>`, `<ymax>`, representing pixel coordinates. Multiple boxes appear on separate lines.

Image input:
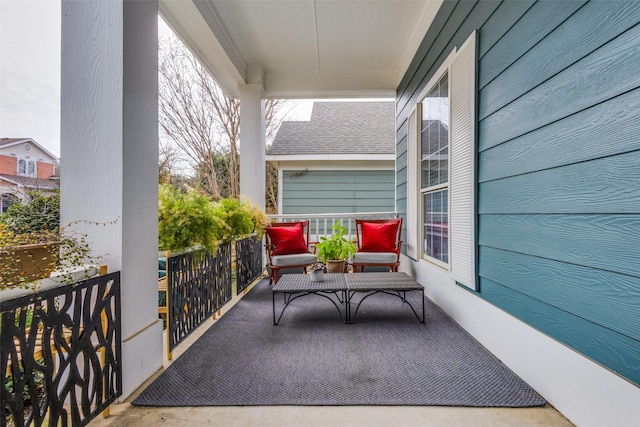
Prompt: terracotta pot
<box><xmin>325</xmin><ymin>259</ymin><xmax>345</xmax><ymax>274</ymax></box>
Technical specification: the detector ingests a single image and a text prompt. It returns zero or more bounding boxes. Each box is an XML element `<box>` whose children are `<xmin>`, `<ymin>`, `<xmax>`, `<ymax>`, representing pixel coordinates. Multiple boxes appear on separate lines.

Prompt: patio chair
<box><xmin>352</xmin><ymin>218</ymin><xmax>402</xmax><ymax>272</ymax></box>
<box><xmin>265</xmin><ymin>220</ymin><xmax>317</xmax><ymax>284</ymax></box>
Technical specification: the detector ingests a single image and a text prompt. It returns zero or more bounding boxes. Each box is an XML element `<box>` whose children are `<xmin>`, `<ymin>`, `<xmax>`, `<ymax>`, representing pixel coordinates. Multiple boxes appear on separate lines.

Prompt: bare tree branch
<box><xmin>159</xmin><ymin>25</ymin><xmax>289</xmax><ymax>205</ymax></box>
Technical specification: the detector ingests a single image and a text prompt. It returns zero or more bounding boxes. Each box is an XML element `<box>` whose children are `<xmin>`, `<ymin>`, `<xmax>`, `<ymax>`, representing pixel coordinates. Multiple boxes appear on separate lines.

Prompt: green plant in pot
<box><xmin>315</xmin><ymin>220</ymin><xmax>357</xmax><ymax>273</ymax></box>
<box><xmin>0</xmin><ymin>192</ymin><xmax>106</xmax><ymax>291</ymax></box>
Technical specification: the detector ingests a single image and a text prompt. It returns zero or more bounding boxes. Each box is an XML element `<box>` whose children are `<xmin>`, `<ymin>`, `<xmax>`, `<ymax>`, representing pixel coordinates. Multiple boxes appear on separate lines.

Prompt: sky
<box><xmin>0</xmin><ymin>0</ymin><xmax>61</xmax><ymax>157</ymax></box>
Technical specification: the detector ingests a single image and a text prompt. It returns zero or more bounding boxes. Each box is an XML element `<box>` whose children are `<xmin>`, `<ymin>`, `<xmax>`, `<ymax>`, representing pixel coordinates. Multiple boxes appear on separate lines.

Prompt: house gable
<box><xmin>0</xmin><ymin>138</ymin><xmax>58</xmax><ymax>179</ymax></box>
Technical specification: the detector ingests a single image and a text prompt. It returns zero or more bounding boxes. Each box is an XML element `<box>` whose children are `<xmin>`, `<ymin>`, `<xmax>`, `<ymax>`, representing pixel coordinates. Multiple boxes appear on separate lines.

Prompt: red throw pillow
<box><xmin>360</xmin><ymin>221</ymin><xmax>399</xmax><ymax>252</ymax></box>
<box><xmin>266</xmin><ymin>223</ymin><xmax>310</xmax><ymax>256</ymax></box>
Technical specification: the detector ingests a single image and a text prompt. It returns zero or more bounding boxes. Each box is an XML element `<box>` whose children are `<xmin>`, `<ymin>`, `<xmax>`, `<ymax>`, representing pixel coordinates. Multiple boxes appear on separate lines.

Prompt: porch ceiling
<box><xmin>159</xmin><ymin>0</ymin><xmax>442</xmax><ymax>99</ymax></box>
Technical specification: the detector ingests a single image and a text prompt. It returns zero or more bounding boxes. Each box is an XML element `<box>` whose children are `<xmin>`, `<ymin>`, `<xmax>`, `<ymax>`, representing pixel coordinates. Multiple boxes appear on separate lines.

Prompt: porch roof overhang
<box><xmin>159</xmin><ymin>0</ymin><xmax>443</xmax><ymax>99</ymax></box>
<box><xmin>265</xmin><ymin>153</ymin><xmax>394</xmax><ymax>162</ymax></box>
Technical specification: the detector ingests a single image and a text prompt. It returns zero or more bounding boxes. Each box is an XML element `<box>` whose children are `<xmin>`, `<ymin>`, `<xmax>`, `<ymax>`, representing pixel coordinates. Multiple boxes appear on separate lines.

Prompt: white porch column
<box><xmin>239</xmin><ymin>83</ymin><xmax>266</xmax><ymax>210</ymax></box>
<box><xmin>61</xmin><ymin>0</ymin><xmax>162</xmax><ymax>399</ymax></box>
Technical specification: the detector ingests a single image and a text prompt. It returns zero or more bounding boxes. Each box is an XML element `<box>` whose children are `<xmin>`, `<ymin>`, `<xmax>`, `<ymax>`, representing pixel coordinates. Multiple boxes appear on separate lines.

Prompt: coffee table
<box><xmin>272</xmin><ymin>272</ymin><xmax>425</xmax><ymax>324</ymax></box>
<box><xmin>272</xmin><ymin>273</ymin><xmax>346</xmax><ymax>325</ymax></box>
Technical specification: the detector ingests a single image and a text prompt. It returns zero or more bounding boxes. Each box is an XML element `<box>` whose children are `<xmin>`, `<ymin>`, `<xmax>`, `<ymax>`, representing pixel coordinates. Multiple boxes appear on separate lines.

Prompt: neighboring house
<box><xmin>267</xmin><ymin>101</ymin><xmax>395</xmax><ymax>215</ymax></box>
<box><xmin>0</xmin><ymin>138</ymin><xmax>59</xmax><ymax>211</ymax></box>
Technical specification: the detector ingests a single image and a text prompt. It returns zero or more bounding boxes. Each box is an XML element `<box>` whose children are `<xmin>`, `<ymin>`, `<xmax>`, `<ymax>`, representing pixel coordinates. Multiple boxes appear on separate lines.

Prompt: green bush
<box><xmin>1</xmin><ymin>192</ymin><xmax>60</xmax><ymax>234</ymax></box>
<box><xmin>241</xmin><ymin>196</ymin><xmax>270</xmax><ymax>239</ymax></box>
<box><xmin>158</xmin><ymin>184</ymin><xmax>227</xmax><ymax>253</ymax></box>
<box><xmin>212</xmin><ymin>197</ymin><xmax>254</xmax><ymax>242</ymax></box>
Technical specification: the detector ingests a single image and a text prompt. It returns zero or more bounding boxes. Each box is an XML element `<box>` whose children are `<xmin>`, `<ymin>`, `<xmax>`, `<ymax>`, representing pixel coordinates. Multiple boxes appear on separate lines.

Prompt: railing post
<box><xmin>99</xmin><ymin>264</ymin><xmax>111</xmax><ymax>418</ymax></box>
<box><xmin>165</xmin><ymin>250</ymin><xmax>172</xmax><ymax>361</ymax></box>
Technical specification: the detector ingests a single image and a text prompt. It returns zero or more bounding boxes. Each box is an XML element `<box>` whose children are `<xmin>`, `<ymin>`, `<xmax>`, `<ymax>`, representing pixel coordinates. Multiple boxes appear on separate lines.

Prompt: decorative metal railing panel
<box><xmin>235</xmin><ymin>235</ymin><xmax>263</xmax><ymax>295</ymax></box>
<box><xmin>0</xmin><ymin>272</ymin><xmax>122</xmax><ymax>427</ymax></box>
<box><xmin>166</xmin><ymin>244</ymin><xmax>232</xmax><ymax>353</ymax></box>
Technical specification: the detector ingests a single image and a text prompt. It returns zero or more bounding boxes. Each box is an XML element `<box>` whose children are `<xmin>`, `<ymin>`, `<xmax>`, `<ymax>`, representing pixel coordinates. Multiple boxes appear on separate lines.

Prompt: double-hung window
<box><xmin>421</xmin><ymin>73</ymin><xmax>449</xmax><ymax>265</ymax></box>
<box><xmin>406</xmin><ymin>31</ymin><xmax>477</xmax><ymax>290</ymax></box>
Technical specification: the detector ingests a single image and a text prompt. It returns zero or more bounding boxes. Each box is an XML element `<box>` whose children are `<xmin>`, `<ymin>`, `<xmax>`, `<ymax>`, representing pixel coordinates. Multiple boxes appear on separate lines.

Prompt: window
<box><xmin>18</xmin><ymin>159</ymin><xmax>26</xmax><ymax>175</ymax></box>
<box><xmin>421</xmin><ymin>73</ymin><xmax>449</xmax><ymax>264</ymax></box>
<box><xmin>406</xmin><ymin>31</ymin><xmax>477</xmax><ymax>290</ymax></box>
<box><xmin>1</xmin><ymin>193</ymin><xmax>18</xmax><ymax>213</ymax></box>
<box><xmin>16</xmin><ymin>158</ymin><xmax>36</xmax><ymax>177</ymax></box>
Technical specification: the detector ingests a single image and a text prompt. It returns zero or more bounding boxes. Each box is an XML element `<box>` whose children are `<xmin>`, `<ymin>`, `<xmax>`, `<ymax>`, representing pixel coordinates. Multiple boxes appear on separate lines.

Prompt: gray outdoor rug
<box><xmin>132</xmin><ymin>278</ymin><xmax>545</xmax><ymax>407</ymax></box>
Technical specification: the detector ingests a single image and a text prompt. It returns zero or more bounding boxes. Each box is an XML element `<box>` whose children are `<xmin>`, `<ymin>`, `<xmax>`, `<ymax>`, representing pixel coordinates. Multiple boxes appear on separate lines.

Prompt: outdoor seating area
<box><xmin>266</xmin><ymin>216</ymin><xmax>403</xmax><ymax>284</ymax></box>
<box><xmin>272</xmin><ymin>272</ymin><xmax>424</xmax><ymax>324</ymax></box>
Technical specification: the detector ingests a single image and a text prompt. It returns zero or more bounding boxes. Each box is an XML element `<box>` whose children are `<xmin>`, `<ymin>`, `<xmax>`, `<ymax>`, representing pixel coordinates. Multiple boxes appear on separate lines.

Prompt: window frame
<box><xmin>16</xmin><ymin>157</ymin><xmax>37</xmax><ymax>177</ymax></box>
<box><xmin>417</xmin><ymin>70</ymin><xmax>451</xmax><ymax>269</ymax></box>
<box><xmin>411</xmin><ymin>31</ymin><xmax>478</xmax><ymax>290</ymax></box>
<box><xmin>416</xmin><ymin>56</ymin><xmax>455</xmax><ymax>269</ymax></box>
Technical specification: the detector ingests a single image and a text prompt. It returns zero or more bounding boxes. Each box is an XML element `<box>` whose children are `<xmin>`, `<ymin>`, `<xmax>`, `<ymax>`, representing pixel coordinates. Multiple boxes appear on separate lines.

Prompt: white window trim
<box><xmin>16</xmin><ymin>157</ymin><xmax>37</xmax><ymax>177</ymax></box>
<box><xmin>418</xmin><ymin>59</ymin><xmax>452</xmax><ymax>269</ymax></box>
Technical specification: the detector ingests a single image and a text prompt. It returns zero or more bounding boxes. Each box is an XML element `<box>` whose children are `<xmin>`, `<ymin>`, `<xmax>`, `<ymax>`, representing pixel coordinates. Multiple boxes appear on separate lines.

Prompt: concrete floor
<box><xmin>90</xmin><ymin>281</ymin><xmax>574</xmax><ymax>427</ymax></box>
<box><xmin>90</xmin><ymin>403</ymin><xmax>573</xmax><ymax>427</ymax></box>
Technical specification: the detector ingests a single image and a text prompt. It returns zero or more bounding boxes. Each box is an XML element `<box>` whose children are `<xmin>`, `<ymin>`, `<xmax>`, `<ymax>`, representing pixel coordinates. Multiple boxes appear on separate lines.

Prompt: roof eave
<box><xmin>266</xmin><ymin>153</ymin><xmax>394</xmax><ymax>162</ymax></box>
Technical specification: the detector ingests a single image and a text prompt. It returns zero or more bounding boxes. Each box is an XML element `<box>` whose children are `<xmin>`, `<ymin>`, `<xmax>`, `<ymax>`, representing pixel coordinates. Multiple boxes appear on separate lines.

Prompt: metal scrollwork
<box><xmin>166</xmin><ymin>244</ymin><xmax>232</xmax><ymax>353</ymax></box>
<box><xmin>1</xmin><ymin>272</ymin><xmax>122</xmax><ymax>427</ymax></box>
<box><xmin>235</xmin><ymin>235</ymin><xmax>263</xmax><ymax>294</ymax></box>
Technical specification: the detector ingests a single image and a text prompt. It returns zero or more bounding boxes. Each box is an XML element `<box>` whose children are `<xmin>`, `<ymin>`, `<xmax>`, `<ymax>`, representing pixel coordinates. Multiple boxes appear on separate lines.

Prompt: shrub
<box><xmin>240</xmin><ymin>196</ymin><xmax>270</xmax><ymax>239</ymax></box>
<box><xmin>211</xmin><ymin>197</ymin><xmax>254</xmax><ymax>242</ymax></box>
<box><xmin>158</xmin><ymin>184</ymin><xmax>227</xmax><ymax>254</ymax></box>
<box><xmin>1</xmin><ymin>192</ymin><xmax>60</xmax><ymax>234</ymax></box>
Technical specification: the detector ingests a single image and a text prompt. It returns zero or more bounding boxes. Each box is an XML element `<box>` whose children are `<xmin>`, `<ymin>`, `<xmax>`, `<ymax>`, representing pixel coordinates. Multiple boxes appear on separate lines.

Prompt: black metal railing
<box><xmin>235</xmin><ymin>235</ymin><xmax>263</xmax><ymax>295</ymax></box>
<box><xmin>166</xmin><ymin>244</ymin><xmax>232</xmax><ymax>354</ymax></box>
<box><xmin>1</xmin><ymin>272</ymin><xmax>122</xmax><ymax>427</ymax></box>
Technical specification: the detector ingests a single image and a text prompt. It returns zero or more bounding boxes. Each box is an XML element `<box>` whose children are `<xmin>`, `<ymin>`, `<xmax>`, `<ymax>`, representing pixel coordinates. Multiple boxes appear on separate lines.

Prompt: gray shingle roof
<box><xmin>268</xmin><ymin>101</ymin><xmax>395</xmax><ymax>155</ymax></box>
<box><xmin>0</xmin><ymin>174</ymin><xmax>59</xmax><ymax>190</ymax></box>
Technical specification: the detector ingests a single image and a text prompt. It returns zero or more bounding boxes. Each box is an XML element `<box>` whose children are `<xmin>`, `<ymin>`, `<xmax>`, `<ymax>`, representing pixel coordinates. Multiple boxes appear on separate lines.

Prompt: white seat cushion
<box><xmin>352</xmin><ymin>252</ymin><xmax>397</xmax><ymax>264</ymax></box>
<box><xmin>271</xmin><ymin>253</ymin><xmax>317</xmax><ymax>267</ymax></box>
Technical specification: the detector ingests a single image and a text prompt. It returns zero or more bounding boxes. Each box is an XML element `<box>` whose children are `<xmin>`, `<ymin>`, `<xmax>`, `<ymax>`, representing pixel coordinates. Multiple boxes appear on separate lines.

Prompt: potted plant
<box><xmin>308</xmin><ymin>262</ymin><xmax>325</xmax><ymax>282</ymax></box>
<box><xmin>0</xmin><ymin>192</ymin><xmax>105</xmax><ymax>292</ymax></box>
<box><xmin>314</xmin><ymin>220</ymin><xmax>357</xmax><ymax>273</ymax></box>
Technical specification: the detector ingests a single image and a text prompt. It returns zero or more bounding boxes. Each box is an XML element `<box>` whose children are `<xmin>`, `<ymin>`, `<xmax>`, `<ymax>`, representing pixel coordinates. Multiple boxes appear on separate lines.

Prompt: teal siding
<box><xmin>397</xmin><ymin>0</ymin><xmax>640</xmax><ymax>386</ymax></box>
<box><xmin>282</xmin><ymin>170</ymin><xmax>394</xmax><ymax>215</ymax></box>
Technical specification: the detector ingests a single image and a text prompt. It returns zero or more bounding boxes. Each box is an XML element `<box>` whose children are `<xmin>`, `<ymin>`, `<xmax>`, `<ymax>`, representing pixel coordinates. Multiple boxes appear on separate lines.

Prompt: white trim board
<box><xmin>266</xmin><ymin>154</ymin><xmax>394</xmax><ymax>162</ymax></box>
<box><xmin>273</xmin><ymin>160</ymin><xmax>393</xmax><ymax>170</ymax></box>
<box><xmin>400</xmin><ymin>254</ymin><xmax>640</xmax><ymax>427</ymax></box>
